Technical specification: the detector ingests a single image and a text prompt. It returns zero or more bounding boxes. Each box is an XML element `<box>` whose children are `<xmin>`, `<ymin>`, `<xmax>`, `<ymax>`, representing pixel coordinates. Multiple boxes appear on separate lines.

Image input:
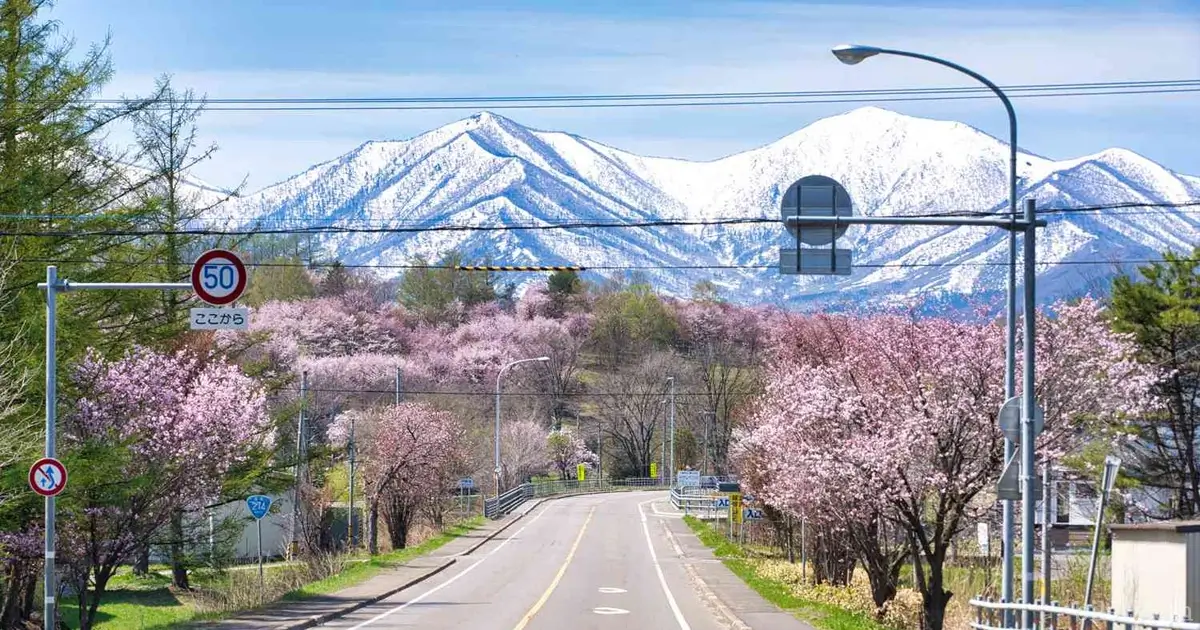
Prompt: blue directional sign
<box><xmin>743</xmin><ymin>508</ymin><xmax>764</xmax><ymax>521</ymax></box>
<box><xmin>713</xmin><ymin>497</ymin><xmax>731</xmax><ymax>509</ymax></box>
<box><xmin>246</xmin><ymin>495</ymin><xmax>272</xmax><ymax>520</ymax></box>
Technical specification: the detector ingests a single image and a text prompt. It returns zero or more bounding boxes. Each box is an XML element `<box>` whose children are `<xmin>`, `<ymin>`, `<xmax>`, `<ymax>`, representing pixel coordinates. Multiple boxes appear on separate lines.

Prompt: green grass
<box><xmin>60</xmin><ymin>516</ymin><xmax>484</xmax><ymax>629</ymax></box>
<box><xmin>59</xmin><ymin>575</ymin><xmax>194</xmax><ymax>630</ymax></box>
<box><xmin>682</xmin><ymin>516</ymin><xmax>888</xmax><ymax>630</ymax></box>
<box><xmin>283</xmin><ymin>516</ymin><xmax>483</xmax><ymax>600</ymax></box>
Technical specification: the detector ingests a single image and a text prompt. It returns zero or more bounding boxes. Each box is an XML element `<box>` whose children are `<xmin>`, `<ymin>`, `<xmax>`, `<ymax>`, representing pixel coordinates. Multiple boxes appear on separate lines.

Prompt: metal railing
<box><xmin>482</xmin><ymin>476</ymin><xmax>672</xmax><ymax>519</ymax></box>
<box><xmin>669</xmin><ymin>485</ymin><xmax>727</xmax><ymax>518</ymax></box>
<box><xmin>970</xmin><ymin>597</ymin><xmax>1200</xmax><ymax>630</ymax></box>
<box><xmin>484</xmin><ymin>484</ymin><xmax>534</xmax><ymax>519</ymax></box>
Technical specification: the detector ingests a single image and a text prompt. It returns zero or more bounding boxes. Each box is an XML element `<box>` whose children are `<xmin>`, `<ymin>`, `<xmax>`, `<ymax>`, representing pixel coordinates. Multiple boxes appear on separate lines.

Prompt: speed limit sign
<box><xmin>191</xmin><ymin>249</ymin><xmax>247</xmax><ymax>306</ymax></box>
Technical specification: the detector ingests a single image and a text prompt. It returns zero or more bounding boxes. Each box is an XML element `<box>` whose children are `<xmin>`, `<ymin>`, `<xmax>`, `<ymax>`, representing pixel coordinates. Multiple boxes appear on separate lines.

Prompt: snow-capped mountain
<box><xmin>221</xmin><ymin>107</ymin><xmax>1200</xmax><ymax>307</ymax></box>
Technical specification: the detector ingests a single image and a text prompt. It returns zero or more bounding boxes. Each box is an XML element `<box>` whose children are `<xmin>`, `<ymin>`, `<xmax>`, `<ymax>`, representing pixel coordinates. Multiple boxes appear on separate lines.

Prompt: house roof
<box><xmin>1111</xmin><ymin>520</ymin><xmax>1200</xmax><ymax>534</ymax></box>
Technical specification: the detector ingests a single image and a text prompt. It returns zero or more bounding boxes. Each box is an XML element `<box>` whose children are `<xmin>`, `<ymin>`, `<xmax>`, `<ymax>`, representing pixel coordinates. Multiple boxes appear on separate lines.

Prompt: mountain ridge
<box><xmin>216</xmin><ymin>107</ymin><xmax>1200</xmax><ymax>307</ymax></box>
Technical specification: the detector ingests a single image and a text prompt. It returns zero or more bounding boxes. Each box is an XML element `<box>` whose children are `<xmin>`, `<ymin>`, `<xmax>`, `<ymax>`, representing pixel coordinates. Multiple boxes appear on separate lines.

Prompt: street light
<box><xmin>494</xmin><ymin>356</ymin><xmax>550</xmax><ymax>497</ymax></box>
<box><xmin>831</xmin><ymin>43</ymin><xmax>1023</xmax><ymax>623</ymax></box>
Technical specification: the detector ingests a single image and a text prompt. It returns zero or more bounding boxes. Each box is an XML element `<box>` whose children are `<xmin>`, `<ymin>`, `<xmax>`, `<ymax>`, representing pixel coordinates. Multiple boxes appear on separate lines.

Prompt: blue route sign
<box><xmin>246</xmin><ymin>495</ymin><xmax>272</xmax><ymax>520</ymax></box>
<box><xmin>713</xmin><ymin>497</ymin><xmax>731</xmax><ymax>509</ymax></box>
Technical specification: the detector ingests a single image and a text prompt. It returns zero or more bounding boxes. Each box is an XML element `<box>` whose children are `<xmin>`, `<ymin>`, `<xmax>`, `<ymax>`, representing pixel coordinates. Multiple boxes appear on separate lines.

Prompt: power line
<box><xmin>78</xmin><ymin>78</ymin><xmax>1200</xmax><ymax>105</ymax></box>
<box><xmin>6</xmin><ymin>255</ymin><xmax>1195</xmax><ymax>272</ymax></box>
<box><xmin>82</xmin><ymin>79</ymin><xmax>1200</xmax><ymax>113</ymax></box>
<box><xmin>3</xmin><ymin>199</ymin><xmax>1198</xmax><ymax>238</ymax></box>
<box><xmin>131</xmin><ymin>87</ymin><xmax>1200</xmax><ymax>112</ymax></box>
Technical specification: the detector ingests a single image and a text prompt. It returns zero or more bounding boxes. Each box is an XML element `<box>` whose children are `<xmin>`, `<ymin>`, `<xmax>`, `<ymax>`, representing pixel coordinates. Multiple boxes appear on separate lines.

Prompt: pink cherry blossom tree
<box><xmin>675</xmin><ymin>299</ymin><xmax>769</xmax><ymax>474</ymax></box>
<box><xmin>59</xmin><ymin>346</ymin><xmax>269</xmax><ymax>629</ymax></box>
<box><xmin>500</xmin><ymin>419</ymin><xmax>551</xmax><ymax>489</ymax></box>
<box><xmin>743</xmin><ymin>302</ymin><xmax>1155</xmax><ymax>630</ymax></box>
<box><xmin>546</xmin><ymin>427</ymin><xmax>598</xmax><ymax>480</ymax></box>
<box><xmin>329</xmin><ymin>402</ymin><xmax>465</xmax><ymax>553</ymax></box>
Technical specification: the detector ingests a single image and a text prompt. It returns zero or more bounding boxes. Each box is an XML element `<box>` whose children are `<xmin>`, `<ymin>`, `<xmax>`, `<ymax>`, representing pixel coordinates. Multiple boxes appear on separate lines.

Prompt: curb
<box><xmin>459</xmin><ymin>498</ymin><xmax>550</xmax><ymax>556</ymax></box>
<box><xmin>277</xmin><ymin>559</ymin><xmax>457</xmax><ymax>630</ymax></box>
<box><xmin>275</xmin><ymin>502</ymin><xmax>550</xmax><ymax>629</ymax></box>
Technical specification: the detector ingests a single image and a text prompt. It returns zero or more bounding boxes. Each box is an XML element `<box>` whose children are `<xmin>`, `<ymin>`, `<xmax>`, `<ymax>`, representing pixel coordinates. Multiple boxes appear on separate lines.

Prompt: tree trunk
<box><xmin>368</xmin><ymin>501</ymin><xmax>380</xmax><ymax>555</ymax></box>
<box><xmin>169</xmin><ymin>510</ymin><xmax>189</xmax><ymax>590</ymax></box>
<box><xmin>133</xmin><ymin>546</ymin><xmax>150</xmax><ymax>575</ymax></box>
<box><xmin>384</xmin><ymin>495</ymin><xmax>414</xmax><ymax>550</ymax></box>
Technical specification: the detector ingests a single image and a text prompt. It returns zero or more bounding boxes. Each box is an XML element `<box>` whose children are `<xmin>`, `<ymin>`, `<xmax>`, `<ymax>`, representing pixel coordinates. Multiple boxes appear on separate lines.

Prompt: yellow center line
<box><xmin>511</xmin><ymin>506</ymin><xmax>596</xmax><ymax>630</ymax></box>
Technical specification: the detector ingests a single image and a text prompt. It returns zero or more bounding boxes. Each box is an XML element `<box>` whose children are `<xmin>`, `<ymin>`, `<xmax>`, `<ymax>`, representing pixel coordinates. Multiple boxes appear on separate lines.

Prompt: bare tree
<box><xmin>595</xmin><ymin>352</ymin><xmax>676</xmax><ymax>478</ymax></box>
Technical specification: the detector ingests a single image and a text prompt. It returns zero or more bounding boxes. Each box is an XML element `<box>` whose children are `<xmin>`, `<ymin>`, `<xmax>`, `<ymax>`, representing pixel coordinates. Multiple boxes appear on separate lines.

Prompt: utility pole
<box><xmin>1020</xmin><ymin>197</ymin><xmax>1039</xmax><ymax>629</ymax></box>
<box><xmin>292</xmin><ymin>371</ymin><xmax>307</xmax><ymax>556</ymax></box>
<box><xmin>668</xmin><ymin>376</ymin><xmax>676</xmax><ymax>487</ymax></box>
<box><xmin>395</xmin><ymin>366</ymin><xmax>403</xmax><ymax>405</ymax></box>
<box><xmin>1041</xmin><ymin>461</ymin><xmax>1052</xmax><ymax>625</ymax></box>
<box><xmin>347</xmin><ymin>412</ymin><xmax>356</xmax><ymax>549</ymax></box>
<box><xmin>660</xmin><ymin>412</ymin><xmax>667</xmax><ymax>482</ymax></box>
<box><xmin>596</xmin><ymin>418</ymin><xmax>603</xmax><ymax>488</ymax></box>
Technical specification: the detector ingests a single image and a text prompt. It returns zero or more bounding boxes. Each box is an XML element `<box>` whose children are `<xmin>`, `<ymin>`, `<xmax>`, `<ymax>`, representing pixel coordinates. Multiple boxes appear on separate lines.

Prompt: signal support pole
<box><xmin>38</xmin><ymin>269</ymin><xmax>192</xmax><ymax>630</ymax></box>
<box><xmin>787</xmin><ymin>203</ymin><xmax>1043</xmax><ymax>629</ymax></box>
<box><xmin>37</xmin><ymin>252</ymin><xmax>246</xmax><ymax>629</ymax></box>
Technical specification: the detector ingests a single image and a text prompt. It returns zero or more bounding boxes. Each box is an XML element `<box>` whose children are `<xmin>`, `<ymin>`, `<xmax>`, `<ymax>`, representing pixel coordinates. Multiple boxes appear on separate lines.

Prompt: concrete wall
<box><xmin>149</xmin><ymin>494</ymin><xmax>294</xmax><ymax>564</ymax></box>
<box><xmin>213</xmin><ymin>494</ymin><xmax>294</xmax><ymax>561</ymax></box>
<box><xmin>1111</xmin><ymin>528</ymin><xmax>1192</xmax><ymax>620</ymax></box>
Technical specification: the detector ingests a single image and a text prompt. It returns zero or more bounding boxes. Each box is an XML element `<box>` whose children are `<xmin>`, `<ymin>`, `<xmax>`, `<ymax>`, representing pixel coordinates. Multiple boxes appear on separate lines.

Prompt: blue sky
<box><xmin>55</xmin><ymin>0</ymin><xmax>1200</xmax><ymax>191</ymax></box>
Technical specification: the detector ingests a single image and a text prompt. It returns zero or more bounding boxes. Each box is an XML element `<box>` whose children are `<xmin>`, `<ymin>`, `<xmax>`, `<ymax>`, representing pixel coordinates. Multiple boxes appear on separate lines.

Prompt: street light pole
<box><xmin>494</xmin><ymin>356</ymin><xmax>550</xmax><ymax>498</ymax></box>
<box><xmin>832</xmin><ymin>44</ymin><xmax>1021</xmax><ymax>623</ymax></box>
<box><xmin>668</xmin><ymin>376</ymin><xmax>676</xmax><ymax>488</ymax></box>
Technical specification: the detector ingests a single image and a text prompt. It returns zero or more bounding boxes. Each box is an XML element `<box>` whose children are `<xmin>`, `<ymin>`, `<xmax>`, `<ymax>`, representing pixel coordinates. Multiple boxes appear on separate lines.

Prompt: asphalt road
<box><xmin>318</xmin><ymin>491</ymin><xmax>796</xmax><ymax>630</ymax></box>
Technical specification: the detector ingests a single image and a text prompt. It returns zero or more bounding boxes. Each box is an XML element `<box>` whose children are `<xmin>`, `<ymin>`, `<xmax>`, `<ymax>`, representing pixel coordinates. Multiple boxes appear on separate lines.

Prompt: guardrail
<box><xmin>669</xmin><ymin>486</ymin><xmax>727</xmax><ymax>518</ymax></box>
<box><xmin>482</xmin><ymin>477</ymin><xmax>672</xmax><ymax>519</ymax></box>
<box><xmin>970</xmin><ymin>597</ymin><xmax>1200</xmax><ymax>630</ymax></box>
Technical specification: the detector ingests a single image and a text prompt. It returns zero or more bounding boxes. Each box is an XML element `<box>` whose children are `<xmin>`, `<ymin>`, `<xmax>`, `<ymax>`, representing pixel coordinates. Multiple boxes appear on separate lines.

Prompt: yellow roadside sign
<box><xmin>577</xmin><ymin>463</ymin><xmax>586</xmax><ymax>481</ymax></box>
<box><xmin>730</xmin><ymin>492</ymin><xmax>743</xmax><ymax>524</ymax></box>
<box><xmin>650</xmin><ymin>462</ymin><xmax>658</xmax><ymax>479</ymax></box>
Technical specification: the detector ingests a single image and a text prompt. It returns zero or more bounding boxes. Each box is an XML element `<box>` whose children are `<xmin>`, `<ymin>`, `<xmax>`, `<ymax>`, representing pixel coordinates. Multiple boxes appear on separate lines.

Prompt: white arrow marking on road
<box><xmin>593</xmin><ymin>607</ymin><xmax>630</xmax><ymax>615</ymax></box>
<box><xmin>598</xmin><ymin>587</ymin><xmax>627</xmax><ymax>594</ymax></box>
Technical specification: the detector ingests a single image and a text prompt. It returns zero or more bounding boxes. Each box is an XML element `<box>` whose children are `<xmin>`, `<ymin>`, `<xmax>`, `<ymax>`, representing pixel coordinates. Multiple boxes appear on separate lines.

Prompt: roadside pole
<box><xmin>784</xmin><ymin>188</ymin><xmax>1043</xmax><ymax>629</ymax></box>
<box><xmin>348</xmin><ymin>411</ymin><xmax>356</xmax><ymax>549</ymax></box>
<box><xmin>668</xmin><ymin>376</ymin><xmax>676</xmax><ymax>488</ymax></box>
<box><xmin>43</xmin><ymin>266</ymin><xmax>58</xmax><ymax>630</ymax></box>
<box><xmin>37</xmin><ymin>251</ymin><xmax>249</xmax><ymax>630</ymax></box>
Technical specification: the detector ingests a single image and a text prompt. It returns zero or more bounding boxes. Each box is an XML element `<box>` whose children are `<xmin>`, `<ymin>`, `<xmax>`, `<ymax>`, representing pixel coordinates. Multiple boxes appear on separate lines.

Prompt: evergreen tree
<box><xmin>1110</xmin><ymin>247</ymin><xmax>1200</xmax><ymax>518</ymax></box>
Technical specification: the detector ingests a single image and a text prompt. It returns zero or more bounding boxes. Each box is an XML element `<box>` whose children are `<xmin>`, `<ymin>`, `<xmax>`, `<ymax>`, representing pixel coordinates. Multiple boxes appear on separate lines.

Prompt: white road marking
<box><xmin>650</xmin><ymin>500</ymin><xmax>686</xmax><ymax>518</ymax></box>
<box><xmin>342</xmin><ymin>503</ymin><xmax>555</xmax><ymax>629</ymax></box>
<box><xmin>593</xmin><ymin>607</ymin><xmax>630</xmax><ymax>615</ymax></box>
<box><xmin>598</xmin><ymin>587</ymin><xmax>627</xmax><ymax>594</ymax></box>
<box><xmin>662</xmin><ymin>520</ymin><xmax>685</xmax><ymax>557</ymax></box>
<box><xmin>638</xmin><ymin>499</ymin><xmax>692</xmax><ymax>630</ymax></box>
<box><xmin>510</xmin><ymin>507</ymin><xmax>595</xmax><ymax>630</ymax></box>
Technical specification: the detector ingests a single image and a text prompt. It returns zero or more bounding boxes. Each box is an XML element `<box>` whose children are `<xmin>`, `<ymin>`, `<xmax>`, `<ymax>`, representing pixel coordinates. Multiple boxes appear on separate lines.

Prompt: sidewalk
<box><xmin>195</xmin><ymin>500</ymin><xmax>545</xmax><ymax>630</ymax></box>
<box><xmin>655</xmin><ymin>499</ymin><xmax>817</xmax><ymax>630</ymax></box>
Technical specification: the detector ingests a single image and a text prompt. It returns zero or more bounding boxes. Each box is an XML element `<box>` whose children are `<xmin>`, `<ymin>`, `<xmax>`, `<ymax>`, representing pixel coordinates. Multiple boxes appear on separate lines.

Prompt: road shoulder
<box><xmin>194</xmin><ymin>501</ymin><xmax>543</xmax><ymax>630</ymax></box>
<box><xmin>654</xmin><ymin>501</ymin><xmax>817</xmax><ymax>630</ymax></box>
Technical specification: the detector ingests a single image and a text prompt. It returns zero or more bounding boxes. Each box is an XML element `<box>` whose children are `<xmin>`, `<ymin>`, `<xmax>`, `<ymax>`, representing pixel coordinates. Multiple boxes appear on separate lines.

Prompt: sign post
<box><xmin>37</xmin><ymin>251</ymin><xmax>249</xmax><ymax>629</ymax></box>
<box><xmin>458</xmin><ymin>478</ymin><xmax>474</xmax><ymax>513</ymax></box>
<box><xmin>246</xmin><ymin>495</ymin><xmax>272</xmax><ymax>594</ymax></box>
<box><xmin>577</xmin><ymin>463</ymin><xmax>586</xmax><ymax>482</ymax></box>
